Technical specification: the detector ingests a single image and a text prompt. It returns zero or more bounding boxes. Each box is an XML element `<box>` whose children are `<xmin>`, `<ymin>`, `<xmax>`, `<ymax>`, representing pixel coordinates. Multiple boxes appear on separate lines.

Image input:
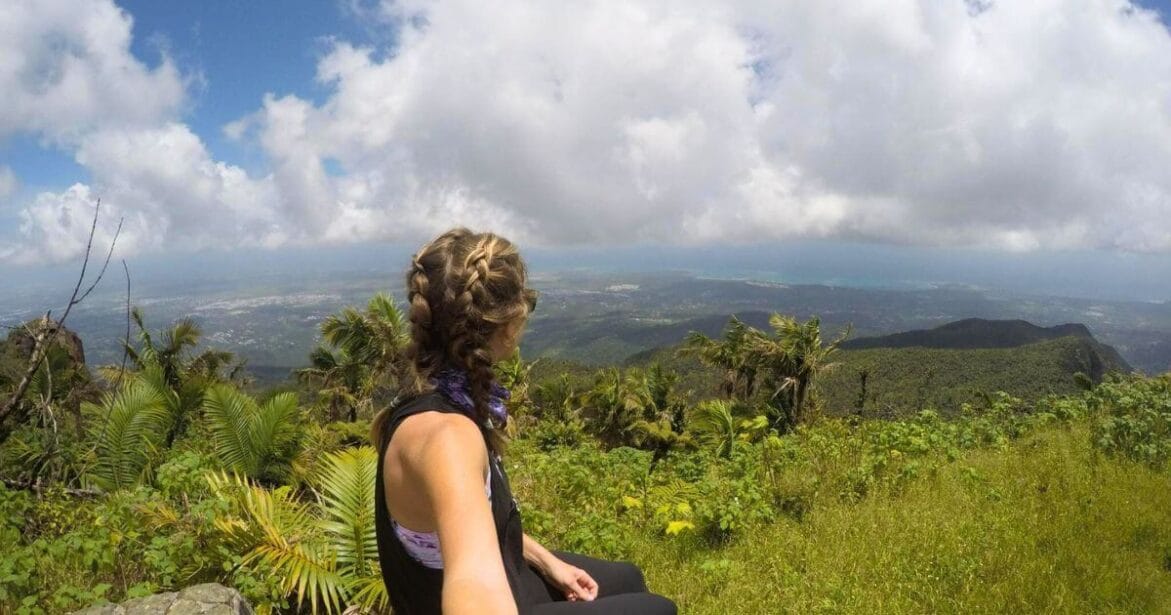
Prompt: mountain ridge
<box><xmin>838</xmin><ymin>317</ymin><xmax>1133</xmax><ymax>377</ymax></box>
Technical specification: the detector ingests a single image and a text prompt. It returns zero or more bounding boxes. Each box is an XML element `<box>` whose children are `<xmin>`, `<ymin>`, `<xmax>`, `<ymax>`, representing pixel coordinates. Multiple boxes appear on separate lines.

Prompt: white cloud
<box><xmin>0</xmin><ymin>184</ymin><xmax>124</xmax><ymax>265</ymax></box>
<box><xmin>237</xmin><ymin>0</ymin><xmax>1171</xmax><ymax>252</ymax></box>
<box><xmin>0</xmin><ymin>124</ymin><xmax>286</xmax><ymax>264</ymax></box>
<box><xmin>0</xmin><ymin>0</ymin><xmax>184</xmax><ymax>144</ymax></box>
<box><xmin>0</xmin><ymin>0</ymin><xmax>280</xmax><ymax>264</ymax></box>
<box><xmin>6</xmin><ymin>0</ymin><xmax>1171</xmax><ymax>264</ymax></box>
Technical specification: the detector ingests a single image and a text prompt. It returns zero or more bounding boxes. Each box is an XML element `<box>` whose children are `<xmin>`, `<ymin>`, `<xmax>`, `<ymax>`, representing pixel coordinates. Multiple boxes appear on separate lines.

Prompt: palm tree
<box><xmin>320</xmin><ymin>294</ymin><xmax>409</xmax><ymax>379</ymax></box>
<box><xmin>120</xmin><ymin>307</ymin><xmax>245</xmax><ymax>446</ymax></box>
<box><xmin>207</xmin><ymin>470</ymin><xmax>347</xmax><ymax>615</ymax></box>
<box><xmin>531</xmin><ymin>373</ymin><xmax>579</xmax><ymax>423</ymax></box>
<box><xmin>678</xmin><ymin>316</ymin><xmax>763</xmax><ymax>401</ymax></box>
<box><xmin>300</xmin><ymin>293</ymin><xmax>410</xmax><ymax>423</ymax></box>
<box><xmin>87</xmin><ymin>372</ymin><xmax>172</xmax><ymax>490</ymax></box>
<box><xmin>628</xmin><ymin>363</ymin><xmax>693</xmax><ymax>463</ymax></box>
<box><xmin>316</xmin><ymin>447</ymin><xmax>386</xmax><ymax>612</ymax></box>
<box><xmin>644</xmin><ymin>363</ymin><xmax>687</xmax><ymax>432</ymax></box>
<box><xmin>751</xmin><ymin>314</ymin><xmax>851</xmax><ymax>431</ymax></box>
<box><xmin>688</xmin><ymin>399</ymin><xmax>739</xmax><ymax>458</ymax></box>
<box><xmin>578</xmin><ymin>367</ymin><xmax>653</xmax><ymax>448</ymax></box>
<box><xmin>297</xmin><ymin>346</ymin><xmax>367</xmax><ymax>423</ymax></box>
<box><xmin>686</xmin><ymin>398</ymin><xmax>771</xmax><ymax>459</ymax></box>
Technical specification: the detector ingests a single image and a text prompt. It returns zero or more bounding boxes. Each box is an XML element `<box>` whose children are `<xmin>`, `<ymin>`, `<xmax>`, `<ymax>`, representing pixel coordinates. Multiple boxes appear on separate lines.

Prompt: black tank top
<box><xmin>374</xmin><ymin>391</ymin><xmax>547</xmax><ymax>614</ymax></box>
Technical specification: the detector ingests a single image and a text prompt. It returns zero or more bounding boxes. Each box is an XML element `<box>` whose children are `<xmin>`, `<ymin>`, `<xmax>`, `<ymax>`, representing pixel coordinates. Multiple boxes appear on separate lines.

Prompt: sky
<box><xmin>2</xmin><ymin>0</ymin><xmax>1171</xmax><ymax>300</ymax></box>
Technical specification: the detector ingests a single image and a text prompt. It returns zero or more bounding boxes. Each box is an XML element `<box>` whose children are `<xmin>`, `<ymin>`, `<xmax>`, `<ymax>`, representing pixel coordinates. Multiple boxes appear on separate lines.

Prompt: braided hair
<box><xmin>370</xmin><ymin>227</ymin><xmax>536</xmax><ymax>454</ymax></box>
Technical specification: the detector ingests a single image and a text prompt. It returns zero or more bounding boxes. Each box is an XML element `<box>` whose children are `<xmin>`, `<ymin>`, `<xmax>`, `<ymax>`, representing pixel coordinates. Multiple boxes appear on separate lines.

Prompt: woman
<box><xmin>372</xmin><ymin>228</ymin><xmax>677</xmax><ymax>615</ymax></box>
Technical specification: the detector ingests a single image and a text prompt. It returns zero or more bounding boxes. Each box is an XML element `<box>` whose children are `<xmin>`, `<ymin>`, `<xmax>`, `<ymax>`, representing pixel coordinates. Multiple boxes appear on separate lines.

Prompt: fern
<box><xmin>202</xmin><ymin>385</ymin><xmax>305</xmax><ymax>484</ymax></box>
<box><xmin>207</xmin><ymin>471</ymin><xmax>347</xmax><ymax>614</ymax></box>
<box><xmin>87</xmin><ymin>378</ymin><xmax>171</xmax><ymax>490</ymax></box>
<box><xmin>316</xmin><ymin>446</ymin><xmax>387</xmax><ymax>612</ymax></box>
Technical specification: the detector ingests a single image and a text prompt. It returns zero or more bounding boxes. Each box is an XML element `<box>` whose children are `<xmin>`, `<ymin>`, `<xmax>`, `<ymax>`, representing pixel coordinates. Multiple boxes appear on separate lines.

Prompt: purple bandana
<box><xmin>431</xmin><ymin>365</ymin><xmax>510</xmax><ymax>428</ymax></box>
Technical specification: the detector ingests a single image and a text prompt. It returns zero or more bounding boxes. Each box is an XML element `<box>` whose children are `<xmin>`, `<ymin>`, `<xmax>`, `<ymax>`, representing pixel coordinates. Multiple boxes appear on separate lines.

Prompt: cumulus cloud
<box><xmin>0</xmin><ymin>0</ymin><xmax>278</xmax><ymax>264</ymax></box>
<box><xmin>1</xmin><ymin>124</ymin><xmax>287</xmax><ymax>264</ymax></box>
<box><xmin>236</xmin><ymin>0</ymin><xmax>1171</xmax><ymax>252</ymax></box>
<box><xmin>0</xmin><ymin>0</ymin><xmax>184</xmax><ymax>143</ymax></box>
<box><xmin>5</xmin><ymin>0</ymin><xmax>1171</xmax><ymax>264</ymax></box>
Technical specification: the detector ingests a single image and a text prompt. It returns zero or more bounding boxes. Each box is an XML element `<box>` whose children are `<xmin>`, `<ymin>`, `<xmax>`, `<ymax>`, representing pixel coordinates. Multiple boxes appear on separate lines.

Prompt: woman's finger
<box><xmin>576</xmin><ymin>571</ymin><xmax>599</xmax><ymax>600</ymax></box>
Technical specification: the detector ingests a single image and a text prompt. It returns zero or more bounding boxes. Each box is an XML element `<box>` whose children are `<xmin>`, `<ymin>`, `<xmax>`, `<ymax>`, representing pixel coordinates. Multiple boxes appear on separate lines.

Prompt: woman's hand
<box><xmin>540</xmin><ymin>556</ymin><xmax>599</xmax><ymax>602</ymax></box>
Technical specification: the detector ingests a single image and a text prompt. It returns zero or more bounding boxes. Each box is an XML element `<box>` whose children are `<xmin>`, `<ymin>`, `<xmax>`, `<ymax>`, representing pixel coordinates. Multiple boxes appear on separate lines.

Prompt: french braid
<box><xmin>370</xmin><ymin>227</ymin><xmax>533</xmax><ymax>454</ymax></box>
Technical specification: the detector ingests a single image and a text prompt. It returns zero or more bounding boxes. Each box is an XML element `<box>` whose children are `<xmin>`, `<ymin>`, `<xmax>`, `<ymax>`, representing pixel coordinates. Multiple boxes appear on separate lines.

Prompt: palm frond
<box><xmin>164</xmin><ymin>318</ymin><xmax>203</xmax><ymax>355</ymax></box>
<box><xmin>689</xmin><ymin>399</ymin><xmax>737</xmax><ymax>458</ymax></box>
<box><xmin>206</xmin><ymin>471</ymin><xmax>347</xmax><ymax>614</ymax></box>
<box><xmin>316</xmin><ymin>447</ymin><xmax>379</xmax><ymax>577</ymax></box>
<box><xmin>251</xmin><ymin>392</ymin><xmax>304</xmax><ymax>483</ymax></box>
<box><xmin>88</xmin><ymin>378</ymin><xmax>171</xmax><ymax>490</ymax></box>
<box><xmin>203</xmin><ymin>383</ymin><xmax>261</xmax><ymax>475</ymax></box>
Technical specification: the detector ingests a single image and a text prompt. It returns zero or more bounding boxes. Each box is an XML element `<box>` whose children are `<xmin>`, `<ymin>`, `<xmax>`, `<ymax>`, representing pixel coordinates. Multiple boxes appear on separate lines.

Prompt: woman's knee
<box><xmin>642</xmin><ymin>593</ymin><xmax>677</xmax><ymax>614</ymax></box>
<box><xmin>611</xmin><ymin>560</ymin><xmax>648</xmax><ymax>594</ymax></box>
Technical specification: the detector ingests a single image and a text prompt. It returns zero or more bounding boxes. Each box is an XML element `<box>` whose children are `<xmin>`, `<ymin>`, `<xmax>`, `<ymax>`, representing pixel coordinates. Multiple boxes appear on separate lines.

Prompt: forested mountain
<box><xmin>840</xmin><ymin>317</ymin><xmax>1132</xmax><ymax>370</ymax></box>
<box><xmin>624</xmin><ymin>318</ymin><xmax>1134</xmax><ymax>415</ymax></box>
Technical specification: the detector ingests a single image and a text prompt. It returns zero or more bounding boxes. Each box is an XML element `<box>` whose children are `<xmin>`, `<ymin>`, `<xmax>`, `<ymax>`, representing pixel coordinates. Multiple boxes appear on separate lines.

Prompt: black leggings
<box><xmin>526</xmin><ymin>550</ymin><xmax>677</xmax><ymax>614</ymax></box>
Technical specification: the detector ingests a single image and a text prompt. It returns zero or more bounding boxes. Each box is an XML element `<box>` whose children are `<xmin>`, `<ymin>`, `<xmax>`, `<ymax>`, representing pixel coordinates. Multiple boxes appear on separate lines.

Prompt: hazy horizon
<box><xmin>2</xmin><ymin>238</ymin><xmax>1170</xmax><ymax>308</ymax></box>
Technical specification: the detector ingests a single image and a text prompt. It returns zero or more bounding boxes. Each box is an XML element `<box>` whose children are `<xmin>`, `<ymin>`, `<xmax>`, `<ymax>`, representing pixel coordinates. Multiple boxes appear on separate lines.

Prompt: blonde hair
<box><xmin>370</xmin><ymin>227</ymin><xmax>536</xmax><ymax>453</ymax></box>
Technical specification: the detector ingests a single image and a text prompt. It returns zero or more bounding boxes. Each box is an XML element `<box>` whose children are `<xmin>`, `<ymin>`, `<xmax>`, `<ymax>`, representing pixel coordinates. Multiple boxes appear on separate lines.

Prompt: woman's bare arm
<box><xmin>522</xmin><ymin>532</ymin><xmax>558</xmax><ymax>576</ymax></box>
<box><xmin>522</xmin><ymin>532</ymin><xmax>599</xmax><ymax>601</ymax></box>
<box><xmin>396</xmin><ymin>413</ymin><xmax>518</xmax><ymax>615</ymax></box>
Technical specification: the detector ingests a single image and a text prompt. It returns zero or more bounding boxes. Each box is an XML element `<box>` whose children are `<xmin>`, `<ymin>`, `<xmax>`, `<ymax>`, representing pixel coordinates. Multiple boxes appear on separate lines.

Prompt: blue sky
<box><xmin>3</xmin><ymin>0</ymin><xmax>1171</xmax><ymax>301</ymax></box>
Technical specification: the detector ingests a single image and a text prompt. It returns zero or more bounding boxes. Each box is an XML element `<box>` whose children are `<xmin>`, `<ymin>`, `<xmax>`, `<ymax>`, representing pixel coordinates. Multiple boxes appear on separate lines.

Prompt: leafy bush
<box><xmin>1089</xmin><ymin>374</ymin><xmax>1171</xmax><ymax>468</ymax></box>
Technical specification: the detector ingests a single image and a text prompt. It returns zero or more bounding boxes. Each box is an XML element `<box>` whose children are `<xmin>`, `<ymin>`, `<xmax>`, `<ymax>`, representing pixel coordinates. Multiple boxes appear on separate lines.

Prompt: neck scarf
<box><xmin>431</xmin><ymin>364</ymin><xmax>510</xmax><ymax>429</ymax></box>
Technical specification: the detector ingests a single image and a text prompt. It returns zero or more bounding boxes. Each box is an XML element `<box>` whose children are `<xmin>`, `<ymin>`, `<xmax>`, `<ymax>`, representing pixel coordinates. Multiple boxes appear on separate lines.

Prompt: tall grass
<box><xmin>570</xmin><ymin>424</ymin><xmax>1171</xmax><ymax>613</ymax></box>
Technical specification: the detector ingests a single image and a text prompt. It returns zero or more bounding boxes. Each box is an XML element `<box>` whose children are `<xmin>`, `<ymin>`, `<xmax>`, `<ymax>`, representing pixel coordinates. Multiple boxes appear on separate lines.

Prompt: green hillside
<box><xmin>842</xmin><ymin>317</ymin><xmax>1099</xmax><ymax>348</ymax></box>
<box><xmin>820</xmin><ymin>335</ymin><xmax>1131</xmax><ymax>416</ymax></box>
<box><xmin>623</xmin><ymin>321</ymin><xmax>1135</xmax><ymax>416</ymax></box>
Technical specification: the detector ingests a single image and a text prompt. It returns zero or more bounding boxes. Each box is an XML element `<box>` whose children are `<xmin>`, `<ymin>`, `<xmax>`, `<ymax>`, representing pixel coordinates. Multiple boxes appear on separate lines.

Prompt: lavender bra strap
<box><xmin>391</xmin><ymin>468</ymin><xmax>492</xmax><ymax>570</ymax></box>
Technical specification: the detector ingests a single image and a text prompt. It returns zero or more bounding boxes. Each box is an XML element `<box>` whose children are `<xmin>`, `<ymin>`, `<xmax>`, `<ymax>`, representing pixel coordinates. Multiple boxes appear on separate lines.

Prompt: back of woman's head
<box><xmin>371</xmin><ymin>227</ymin><xmax>535</xmax><ymax>450</ymax></box>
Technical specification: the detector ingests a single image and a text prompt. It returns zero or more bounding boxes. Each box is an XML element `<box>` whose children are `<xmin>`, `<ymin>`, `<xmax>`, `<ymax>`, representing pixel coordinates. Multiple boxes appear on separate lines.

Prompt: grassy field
<box><xmin>513</xmin><ymin>419</ymin><xmax>1171</xmax><ymax>614</ymax></box>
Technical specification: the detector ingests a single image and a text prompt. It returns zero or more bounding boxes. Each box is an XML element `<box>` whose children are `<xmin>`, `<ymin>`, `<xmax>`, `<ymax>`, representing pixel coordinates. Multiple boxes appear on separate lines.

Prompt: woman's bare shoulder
<box><xmin>387</xmin><ymin>410</ymin><xmax>487</xmax><ymax>475</ymax></box>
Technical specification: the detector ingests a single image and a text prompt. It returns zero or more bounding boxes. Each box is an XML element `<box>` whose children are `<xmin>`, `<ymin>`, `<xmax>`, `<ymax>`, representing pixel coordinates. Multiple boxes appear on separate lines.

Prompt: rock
<box><xmin>176</xmin><ymin>584</ymin><xmax>239</xmax><ymax>605</ymax></box>
<box><xmin>122</xmin><ymin>592</ymin><xmax>178</xmax><ymax>614</ymax></box>
<box><xmin>7</xmin><ymin>316</ymin><xmax>87</xmax><ymax>366</ymax></box>
<box><xmin>70</xmin><ymin>584</ymin><xmax>253</xmax><ymax>615</ymax></box>
<box><xmin>73</xmin><ymin>606</ymin><xmax>121</xmax><ymax>615</ymax></box>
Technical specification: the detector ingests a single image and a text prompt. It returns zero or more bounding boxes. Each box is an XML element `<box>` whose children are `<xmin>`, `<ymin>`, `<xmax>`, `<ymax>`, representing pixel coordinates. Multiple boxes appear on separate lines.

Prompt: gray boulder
<box><xmin>71</xmin><ymin>583</ymin><xmax>252</xmax><ymax>615</ymax></box>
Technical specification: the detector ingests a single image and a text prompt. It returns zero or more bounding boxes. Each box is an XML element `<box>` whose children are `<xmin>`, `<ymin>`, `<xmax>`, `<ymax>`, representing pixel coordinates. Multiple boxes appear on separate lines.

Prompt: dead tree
<box><xmin>0</xmin><ymin>199</ymin><xmax>123</xmax><ymax>445</ymax></box>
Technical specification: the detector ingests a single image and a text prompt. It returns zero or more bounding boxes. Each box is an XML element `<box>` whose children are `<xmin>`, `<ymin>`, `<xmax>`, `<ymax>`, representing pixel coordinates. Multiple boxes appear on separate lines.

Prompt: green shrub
<box><xmin>1089</xmin><ymin>374</ymin><xmax>1171</xmax><ymax>468</ymax></box>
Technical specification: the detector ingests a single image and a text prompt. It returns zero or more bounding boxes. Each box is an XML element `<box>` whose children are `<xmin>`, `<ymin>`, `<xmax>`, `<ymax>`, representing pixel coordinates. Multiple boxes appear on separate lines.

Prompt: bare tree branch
<box><xmin>1</xmin><ymin>477</ymin><xmax>103</xmax><ymax>498</ymax></box>
<box><xmin>114</xmin><ymin>259</ymin><xmax>131</xmax><ymax>390</ymax></box>
<box><xmin>0</xmin><ymin>198</ymin><xmax>124</xmax><ymax>442</ymax></box>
